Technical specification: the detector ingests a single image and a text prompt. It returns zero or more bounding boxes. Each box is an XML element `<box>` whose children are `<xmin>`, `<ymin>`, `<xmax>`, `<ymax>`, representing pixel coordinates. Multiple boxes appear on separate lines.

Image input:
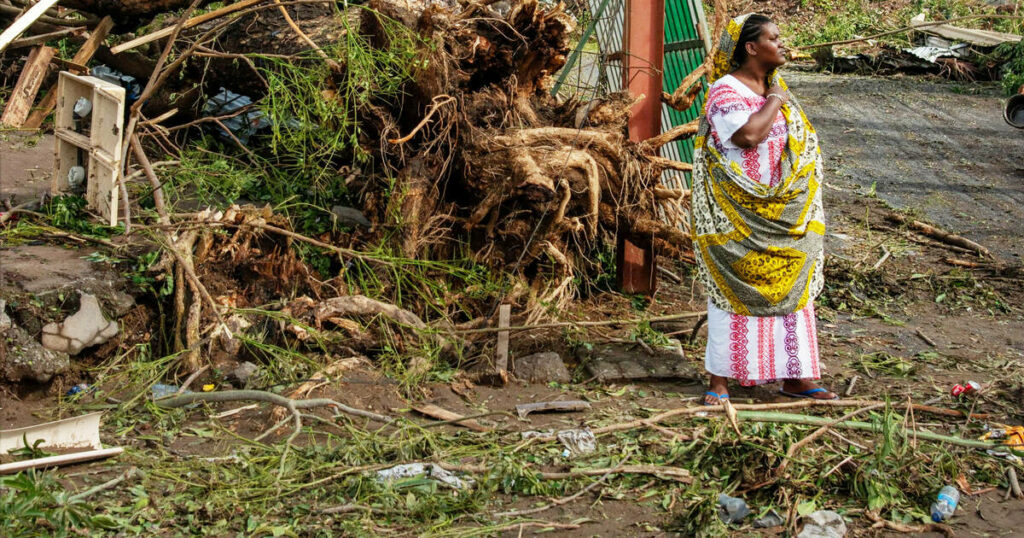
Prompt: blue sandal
<box><xmin>704</xmin><ymin>391</ymin><xmax>730</xmax><ymax>405</ymax></box>
<box><xmin>779</xmin><ymin>387</ymin><xmax>838</xmax><ymax>400</ymax></box>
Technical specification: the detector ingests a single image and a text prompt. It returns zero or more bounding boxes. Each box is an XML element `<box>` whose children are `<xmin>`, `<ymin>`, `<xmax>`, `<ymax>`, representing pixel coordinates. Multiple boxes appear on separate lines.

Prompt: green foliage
<box><xmin>255</xmin><ymin>10</ymin><xmax>422</xmax><ymax>207</ymax></box>
<box><xmin>991</xmin><ymin>40</ymin><xmax>1024</xmax><ymax>96</ymax></box>
<box><xmin>783</xmin><ymin>0</ymin><xmax>1024</xmax><ymax>51</ymax></box>
<box><xmin>162</xmin><ymin>146</ymin><xmax>261</xmax><ymax>207</ymax></box>
<box><xmin>45</xmin><ymin>195</ymin><xmax>123</xmax><ymax>237</ymax></box>
<box><xmin>6</xmin><ymin>436</ymin><xmax>54</xmax><ymax>460</ymax></box>
<box><xmin>0</xmin><ymin>472</ymin><xmax>118</xmax><ymax>536</ymax></box>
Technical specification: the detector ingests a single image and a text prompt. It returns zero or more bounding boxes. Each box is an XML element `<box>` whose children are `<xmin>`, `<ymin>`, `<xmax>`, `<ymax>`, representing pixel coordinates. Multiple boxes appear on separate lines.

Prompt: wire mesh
<box><xmin>553</xmin><ymin>0</ymin><xmax>711</xmax><ymax>191</ymax></box>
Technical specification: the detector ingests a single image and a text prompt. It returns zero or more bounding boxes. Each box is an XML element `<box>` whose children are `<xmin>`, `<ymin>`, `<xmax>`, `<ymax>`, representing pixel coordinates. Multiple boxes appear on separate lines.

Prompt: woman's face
<box><xmin>748</xmin><ymin>23</ymin><xmax>786</xmax><ymax>69</ymax></box>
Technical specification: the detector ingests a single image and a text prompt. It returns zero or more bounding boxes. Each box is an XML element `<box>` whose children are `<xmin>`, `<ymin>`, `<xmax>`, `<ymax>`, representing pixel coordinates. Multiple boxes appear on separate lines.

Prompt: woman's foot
<box><xmin>780</xmin><ymin>379</ymin><xmax>838</xmax><ymax>400</ymax></box>
<box><xmin>705</xmin><ymin>375</ymin><xmax>730</xmax><ymax>405</ymax></box>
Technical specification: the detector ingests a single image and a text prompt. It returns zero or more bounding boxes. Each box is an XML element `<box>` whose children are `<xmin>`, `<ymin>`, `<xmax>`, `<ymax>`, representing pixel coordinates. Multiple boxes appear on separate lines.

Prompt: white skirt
<box><xmin>704</xmin><ymin>298</ymin><xmax>821</xmax><ymax>386</ymax></box>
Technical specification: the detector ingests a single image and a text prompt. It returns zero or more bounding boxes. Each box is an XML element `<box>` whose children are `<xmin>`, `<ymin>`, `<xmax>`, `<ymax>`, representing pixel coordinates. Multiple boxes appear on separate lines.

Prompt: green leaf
<box><xmin>797</xmin><ymin>499</ymin><xmax>817</xmax><ymax>516</ymax></box>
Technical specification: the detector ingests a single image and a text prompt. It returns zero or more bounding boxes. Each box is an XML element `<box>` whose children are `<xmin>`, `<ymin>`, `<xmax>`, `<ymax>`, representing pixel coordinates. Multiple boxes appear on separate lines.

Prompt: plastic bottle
<box><xmin>930</xmin><ymin>486</ymin><xmax>959</xmax><ymax>522</ymax></box>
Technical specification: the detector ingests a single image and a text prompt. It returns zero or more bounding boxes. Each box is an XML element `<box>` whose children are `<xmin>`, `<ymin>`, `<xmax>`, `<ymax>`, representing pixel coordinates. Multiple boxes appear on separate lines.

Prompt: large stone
<box><xmin>578</xmin><ymin>339</ymin><xmax>699</xmax><ymax>383</ymax></box>
<box><xmin>797</xmin><ymin>510</ymin><xmax>847</xmax><ymax>538</ymax></box>
<box><xmin>514</xmin><ymin>352</ymin><xmax>571</xmax><ymax>384</ymax></box>
<box><xmin>41</xmin><ymin>293</ymin><xmax>119</xmax><ymax>355</ymax></box>
<box><xmin>0</xmin><ymin>299</ymin><xmax>11</xmax><ymax>331</ymax></box>
<box><xmin>3</xmin><ymin>323</ymin><xmax>70</xmax><ymax>383</ymax></box>
<box><xmin>230</xmin><ymin>361</ymin><xmax>260</xmax><ymax>386</ymax></box>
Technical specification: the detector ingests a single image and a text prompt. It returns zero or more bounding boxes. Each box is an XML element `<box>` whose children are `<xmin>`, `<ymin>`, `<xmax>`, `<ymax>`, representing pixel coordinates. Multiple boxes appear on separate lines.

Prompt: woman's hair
<box><xmin>732</xmin><ymin>14</ymin><xmax>773</xmax><ymax>67</ymax></box>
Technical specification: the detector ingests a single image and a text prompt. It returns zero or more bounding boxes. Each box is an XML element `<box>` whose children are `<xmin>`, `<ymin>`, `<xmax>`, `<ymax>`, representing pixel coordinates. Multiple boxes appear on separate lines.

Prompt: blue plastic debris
<box><xmin>201</xmin><ymin>87</ymin><xmax>271</xmax><ymax>144</ymax></box>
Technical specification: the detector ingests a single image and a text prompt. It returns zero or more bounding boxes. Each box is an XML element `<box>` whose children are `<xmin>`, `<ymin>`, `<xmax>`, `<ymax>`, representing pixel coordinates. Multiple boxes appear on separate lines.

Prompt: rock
<box><xmin>231</xmin><ymin>361</ymin><xmax>260</xmax><ymax>386</ymax></box>
<box><xmin>40</xmin><ymin>293</ymin><xmax>119</xmax><ymax>355</ymax></box>
<box><xmin>578</xmin><ymin>339</ymin><xmax>698</xmax><ymax>383</ymax></box>
<box><xmin>3</xmin><ymin>323</ymin><xmax>70</xmax><ymax>383</ymax></box>
<box><xmin>797</xmin><ymin>510</ymin><xmax>847</xmax><ymax>538</ymax></box>
<box><xmin>330</xmin><ymin>205</ymin><xmax>372</xmax><ymax>228</ymax></box>
<box><xmin>216</xmin><ymin>314</ymin><xmax>252</xmax><ymax>358</ymax></box>
<box><xmin>514</xmin><ymin>351</ymin><xmax>571</xmax><ymax>383</ymax></box>
<box><xmin>0</xmin><ymin>299</ymin><xmax>11</xmax><ymax>331</ymax></box>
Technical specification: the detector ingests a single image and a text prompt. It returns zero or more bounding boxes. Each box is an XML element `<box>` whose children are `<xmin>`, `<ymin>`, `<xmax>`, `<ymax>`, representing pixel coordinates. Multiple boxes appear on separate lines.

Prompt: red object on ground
<box><xmin>951</xmin><ymin>381</ymin><xmax>981</xmax><ymax>396</ymax></box>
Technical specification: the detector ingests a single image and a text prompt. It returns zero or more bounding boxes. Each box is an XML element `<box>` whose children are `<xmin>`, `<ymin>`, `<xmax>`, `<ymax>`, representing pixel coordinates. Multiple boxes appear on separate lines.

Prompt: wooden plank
<box><xmin>0</xmin><ymin>0</ymin><xmax>62</xmax><ymax>54</ymax></box>
<box><xmin>23</xmin><ymin>16</ymin><xmax>113</xmax><ymax>129</ymax></box>
<box><xmin>910</xmin><ymin>13</ymin><xmax>1021</xmax><ymax>47</ymax></box>
<box><xmin>515</xmin><ymin>400</ymin><xmax>591</xmax><ymax>419</ymax></box>
<box><xmin>411</xmin><ymin>404</ymin><xmax>491</xmax><ymax>432</ymax></box>
<box><xmin>7</xmin><ymin>27</ymin><xmax>86</xmax><ymax>50</ymax></box>
<box><xmin>1</xmin><ymin>46</ymin><xmax>56</xmax><ymax>127</ymax></box>
<box><xmin>495</xmin><ymin>304</ymin><xmax>510</xmax><ymax>383</ymax></box>
<box><xmin>110</xmin><ymin>0</ymin><xmax>264</xmax><ymax>54</ymax></box>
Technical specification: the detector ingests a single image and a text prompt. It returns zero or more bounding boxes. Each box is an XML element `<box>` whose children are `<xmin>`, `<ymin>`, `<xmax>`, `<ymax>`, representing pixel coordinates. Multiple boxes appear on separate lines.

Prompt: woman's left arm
<box><xmin>730</xmin><ymin>84</ymin><xmax>788</xmax><ymax>148</ymax></box>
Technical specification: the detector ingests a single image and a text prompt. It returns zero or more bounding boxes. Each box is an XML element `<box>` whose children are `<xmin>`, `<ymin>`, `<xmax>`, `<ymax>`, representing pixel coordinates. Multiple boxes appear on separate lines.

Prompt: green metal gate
<box><xmin>554</xmin><ymin>0</ymin><xmax>711</xmax><ymax>188</ymax></box>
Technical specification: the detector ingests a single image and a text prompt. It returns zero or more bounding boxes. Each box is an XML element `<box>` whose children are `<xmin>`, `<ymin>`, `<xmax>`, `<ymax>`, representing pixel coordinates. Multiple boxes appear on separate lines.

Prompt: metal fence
<box><xmin>553</xmin><ymin>0</ymin><xmax>711</xmax><ymax>190</ymax></box>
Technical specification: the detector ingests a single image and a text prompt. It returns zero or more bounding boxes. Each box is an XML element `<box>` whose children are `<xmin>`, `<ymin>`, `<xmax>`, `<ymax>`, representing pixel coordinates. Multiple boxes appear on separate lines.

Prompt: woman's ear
<box><xmin>746</xmin><ymin>41</ymin><xmax>758</xmax><ymax>57</ymax></box>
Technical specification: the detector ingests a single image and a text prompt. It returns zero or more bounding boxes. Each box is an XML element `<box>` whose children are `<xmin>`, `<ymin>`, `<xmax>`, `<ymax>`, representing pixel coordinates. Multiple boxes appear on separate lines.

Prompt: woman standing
<box><xmin>691</xmin><ymin>14</ymin><xmax>837</xmax><ymax>404</ymax></box>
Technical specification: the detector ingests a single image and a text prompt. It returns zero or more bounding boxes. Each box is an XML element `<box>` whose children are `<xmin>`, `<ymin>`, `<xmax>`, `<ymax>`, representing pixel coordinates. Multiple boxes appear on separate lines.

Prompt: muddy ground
<box><xmin>2</xmin><ymin>71</ymin><xmax>1023</xmax><ymax>535</ymax></box>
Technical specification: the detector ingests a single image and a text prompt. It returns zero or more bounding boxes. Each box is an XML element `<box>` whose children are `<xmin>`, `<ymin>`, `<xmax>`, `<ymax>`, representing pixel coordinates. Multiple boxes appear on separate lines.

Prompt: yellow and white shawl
<box><xmin>691</xmin><ymin>13</ymin><xmax>826</xmax><ymax>316</ymax></box>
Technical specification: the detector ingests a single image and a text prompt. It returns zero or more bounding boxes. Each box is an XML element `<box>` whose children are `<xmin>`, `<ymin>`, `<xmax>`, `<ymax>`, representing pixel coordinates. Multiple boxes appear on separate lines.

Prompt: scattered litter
<box><xmin>515</xmin><ymin>400</ymin><xmax>591</xmax><ymax>419</ymax></box>
<box><xmin>202</xmin><ymin>384</ymin><xmax>216</xmax><ymax>392</ymax></box>
<box><xmin>556</xmin><ymin>428</ymin><xmax>596</xmax><ymax>455</ymax></box>
<box><xmin>797</xmin><ymin>510</ymin><xmax>847</xmax><ymax>538</ymax></box>
<box><xmin>152</xmin><ymin>383</ymin><xmax>183</xmax><ymax>399</ymax></box>
<box><xmin>520</xmin><ymin>429</ymin><xmax>554</xmax><ymax>440</ymax></box>
<box><xmin>951</xmin><ymin>381</ymin><xmax>981</xmax><ymax>396</ymax></box>
<box><xmin>981</xmin><ymin>425</ymin><xmax>1024</xmax><ymax>448</ymax></box>
<box><xmin>930</xmin><ymin>485</ymin><xmax>959</xmax><ymax>522</ymax></box>
<box><xmin>717</xmin><ymin>493</ymin><xmax>750</xmax><ymax>524</ymax></box>
<box><xmin>375</xmin><ymin>463</ymin><xmax>474</xmax><ymax>490</ymax></box>
<box><xmin>0</xmin><ymin>412</ymin><xmax>123</xmax><ymax>474</ymax></box>
<box><xmin>986</xmin><ymin>449</ymin><xmax>1023</xmax><ymax>464</ymax></box>
<box><xmin>90</xmin><ymin>65</ymin><xmax>141</xmax><ymax>103</ymax></box>
<box><xmin>65</xmin><ymin>383</ymin><xmax>90</xmax><ymax>397</ymax></box>
<box><xmin>201</xmin><ymin>87</ymin><xmax>270</xmax><ymax>144</ymax></box>
<box><xmin>753</xmin><ymin>509</ymin><xmax>785</xmax><ymax>528</ymax></box>
<box><xmin>152</xmin><ymin>383</ymin><xmax>198</xmax><ymax>408</ymax></box>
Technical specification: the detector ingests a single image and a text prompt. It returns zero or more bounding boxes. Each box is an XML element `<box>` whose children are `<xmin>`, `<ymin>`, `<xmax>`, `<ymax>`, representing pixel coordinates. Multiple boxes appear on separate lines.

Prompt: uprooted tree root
<box><xmin>358</xmin><ymin>0</ymin><xmax>698</xmax><ymax>309</ymax></box>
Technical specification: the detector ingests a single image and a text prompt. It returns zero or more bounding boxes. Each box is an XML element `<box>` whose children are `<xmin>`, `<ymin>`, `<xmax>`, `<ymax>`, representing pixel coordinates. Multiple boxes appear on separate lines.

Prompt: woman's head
<box><xmin>733</xmin><ymin>14</ymin><xmax>786</xmax><ymax>70</ymax></box>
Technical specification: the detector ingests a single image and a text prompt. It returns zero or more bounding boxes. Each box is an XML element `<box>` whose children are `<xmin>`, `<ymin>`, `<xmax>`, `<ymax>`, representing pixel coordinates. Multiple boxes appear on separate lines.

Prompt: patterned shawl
<box><xmin>691</xmin><ymin>13</ymin><xmax>826</xmax><ymax>316</ymax></box>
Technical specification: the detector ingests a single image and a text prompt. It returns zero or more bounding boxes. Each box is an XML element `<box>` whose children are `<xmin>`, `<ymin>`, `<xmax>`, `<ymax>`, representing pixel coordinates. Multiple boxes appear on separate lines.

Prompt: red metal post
<box><xmin>616</xmin><ymin>0</ymin><xmax>664</xmax><ymax>295</ymax></box>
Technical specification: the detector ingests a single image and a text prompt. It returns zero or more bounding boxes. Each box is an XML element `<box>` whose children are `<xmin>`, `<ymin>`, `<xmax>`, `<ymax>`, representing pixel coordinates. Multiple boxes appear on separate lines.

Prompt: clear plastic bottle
<box><xmin>930</xmin><ymin>486</ymin><xmax>960</xmax><ymax>522</ymax></box>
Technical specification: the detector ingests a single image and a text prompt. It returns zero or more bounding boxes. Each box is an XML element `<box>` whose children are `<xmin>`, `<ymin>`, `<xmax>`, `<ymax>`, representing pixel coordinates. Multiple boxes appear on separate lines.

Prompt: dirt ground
<box><xmin>2</xmin><ymin>70</ymin><xmax>1024</xmax><ymax>535</ymax></box>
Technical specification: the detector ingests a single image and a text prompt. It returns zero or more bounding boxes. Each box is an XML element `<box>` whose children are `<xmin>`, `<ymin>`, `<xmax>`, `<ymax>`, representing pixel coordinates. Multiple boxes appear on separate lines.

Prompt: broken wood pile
<box><xmin>1</xmin><ymin>0</ymin><xmax>727</xmax><ymax>375</ymax></box>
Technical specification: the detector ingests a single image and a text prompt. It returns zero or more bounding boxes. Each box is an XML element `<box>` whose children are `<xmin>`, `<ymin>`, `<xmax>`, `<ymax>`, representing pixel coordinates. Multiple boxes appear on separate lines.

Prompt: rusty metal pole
<box><xmin>616</xmin><ymin>0</ymin><xmax>664</xmax><ymax>295</ymax></box>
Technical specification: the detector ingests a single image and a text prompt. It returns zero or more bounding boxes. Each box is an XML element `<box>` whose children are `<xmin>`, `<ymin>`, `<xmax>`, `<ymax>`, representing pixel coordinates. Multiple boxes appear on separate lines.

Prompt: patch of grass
<box><xmin>989</xmin><ymin>40</ymin><xmax>1024</xmax><ymax>96</ymax></box>
<box><xmin>855</xmin><ymin>351</ymin><xmax>917</xmax><ymax>377</ymax></box>
<box><xmin>782</xmin><ymin>0</ymin><xmax>1024</xmax><ymax>52</ymax></box>
<box><xmin>928</xmin><ymin>270</ymin><xmax>1011</xmax><ymax>314</ymax></box>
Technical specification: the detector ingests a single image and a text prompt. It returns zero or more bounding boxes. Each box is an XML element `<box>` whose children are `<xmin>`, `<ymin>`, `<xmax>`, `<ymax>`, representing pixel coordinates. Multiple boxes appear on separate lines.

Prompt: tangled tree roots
<box><xmin>362</xmin><ymin>0</ymin><xmax>696</xmax><ymax>295</ymax></box>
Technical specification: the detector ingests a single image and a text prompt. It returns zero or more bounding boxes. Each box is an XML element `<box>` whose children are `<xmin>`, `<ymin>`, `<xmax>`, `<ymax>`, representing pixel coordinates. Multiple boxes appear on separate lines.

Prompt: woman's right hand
<box><xmin>767</xmin><ymin>84</ymin><xmax>789</xmax><ymax>105</ymax></box>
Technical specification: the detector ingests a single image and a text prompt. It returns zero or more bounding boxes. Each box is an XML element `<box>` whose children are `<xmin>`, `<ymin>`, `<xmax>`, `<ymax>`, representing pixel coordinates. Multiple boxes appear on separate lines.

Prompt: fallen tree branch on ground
<box><xmin>886</xmin><ymin>213</ymin><xmax>993</xmax><ymax>258</ymax></box>
<box><xmin>154</xmin><ymin>389</ymin><xmax>393</xmax><ymax>424</ymax></box>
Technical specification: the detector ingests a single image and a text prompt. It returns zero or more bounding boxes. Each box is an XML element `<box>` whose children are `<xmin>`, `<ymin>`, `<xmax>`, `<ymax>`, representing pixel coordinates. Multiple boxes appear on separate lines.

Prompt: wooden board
<box><xmin>411</xmin><ymin>404</ymin><xmax>490</xmax><ymax>432</ymax></box>
<box><xmin>24</xmin><ymin>16</ymin><xmax>113</xmax><ymax>129</ymax></box>
<box><xmin>495</xmin><ymin>304</ymin><xmax>510</xmax><ymax>382</ymax></box>
<box><xmin>1</xmin><ymin>46</ymin><xmax>55</xmax><ymax>128</ymax></box>
<box><xmin>0</xmin><ymin>0</ymin><xmax>62</xmax><ymax>54</ymax></box>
